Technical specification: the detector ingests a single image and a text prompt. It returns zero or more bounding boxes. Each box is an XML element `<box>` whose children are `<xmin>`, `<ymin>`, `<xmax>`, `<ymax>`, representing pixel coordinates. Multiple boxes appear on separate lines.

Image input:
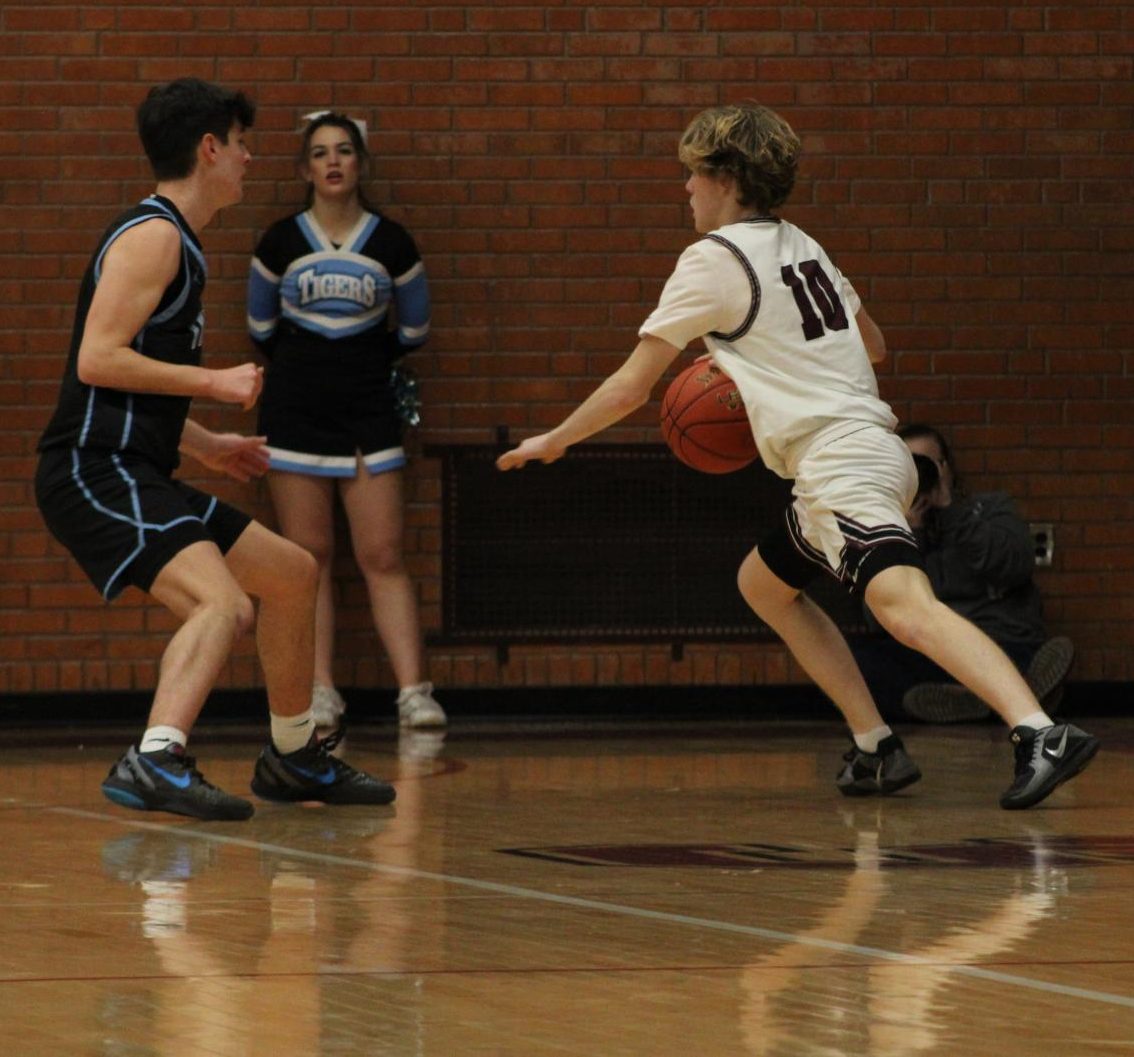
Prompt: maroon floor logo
<box><xmin>500</xmin><ymin>835</ymin><xmax>1134</xmax><ymax>869</ymax></box>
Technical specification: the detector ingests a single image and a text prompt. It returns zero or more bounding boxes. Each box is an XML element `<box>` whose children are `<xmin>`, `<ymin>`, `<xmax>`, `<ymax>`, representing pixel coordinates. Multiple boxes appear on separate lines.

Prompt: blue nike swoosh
<box><xmin>288</xmin><ymin>763</ymin><xmax>338</xmax><ymax>785</ymax></box>
<box><xmin>139</xmin><ymin>757</ymin><xmax>192</xmax><ymax>789</ymax></box>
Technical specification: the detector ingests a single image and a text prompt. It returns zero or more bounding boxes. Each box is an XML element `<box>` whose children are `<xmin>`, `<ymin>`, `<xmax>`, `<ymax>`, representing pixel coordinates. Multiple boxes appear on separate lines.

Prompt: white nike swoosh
<box><xmin>1043</xmin><ymin>728</ymin><xmax>1070</xmax><ymax>760</ymax></box>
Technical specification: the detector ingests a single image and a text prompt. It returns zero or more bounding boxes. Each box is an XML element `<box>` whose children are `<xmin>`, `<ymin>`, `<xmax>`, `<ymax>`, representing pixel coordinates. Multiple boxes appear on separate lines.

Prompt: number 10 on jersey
<box><xmin>781</xmin><ymin>260</ymin><xmax>849</xmax><ymax>340</ymax></box>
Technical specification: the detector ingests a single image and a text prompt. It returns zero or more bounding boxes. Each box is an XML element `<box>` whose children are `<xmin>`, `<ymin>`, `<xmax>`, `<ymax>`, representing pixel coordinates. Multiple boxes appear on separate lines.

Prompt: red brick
<box><xmin>3</xmin><ymin>1</ymin><xmax>1133</xmax><ymax>690</ymax></box>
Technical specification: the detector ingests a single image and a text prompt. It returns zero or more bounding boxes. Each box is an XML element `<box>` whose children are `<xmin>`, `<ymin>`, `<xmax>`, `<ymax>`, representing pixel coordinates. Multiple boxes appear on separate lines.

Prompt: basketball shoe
<box><xmin>836</xmin><ymin>734</ymin><xmax>922</xmax><ymax>797</ymax></box>
<box><xmin>101</xmin><ymin>744</ymin><xmax>254</xmax><ymax>821</ymax></box>
<box><xmin>999</xmin><ymin>723</ymin><xmax>1099</xmax><ymax>810</ymax></box>
<box><xmin>250</xmin><ymin>731</ymin><xmax>396</xmax><ymax>805</ymax></box>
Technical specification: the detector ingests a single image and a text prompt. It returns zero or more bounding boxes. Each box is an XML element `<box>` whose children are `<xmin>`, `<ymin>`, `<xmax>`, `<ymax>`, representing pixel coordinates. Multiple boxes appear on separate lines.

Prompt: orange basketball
<box><xmin>660</xmin><ymin>361</ymin><xmax>758</xmax><ymax>474</ymax></box>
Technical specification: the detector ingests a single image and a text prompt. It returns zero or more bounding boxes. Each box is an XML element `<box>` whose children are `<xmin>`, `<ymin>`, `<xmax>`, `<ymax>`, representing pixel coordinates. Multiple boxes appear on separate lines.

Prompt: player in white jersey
<box><xmin>497</xmin><ymin>103</ymin><xmax>1098</xmax><ymax>810</ymax></box>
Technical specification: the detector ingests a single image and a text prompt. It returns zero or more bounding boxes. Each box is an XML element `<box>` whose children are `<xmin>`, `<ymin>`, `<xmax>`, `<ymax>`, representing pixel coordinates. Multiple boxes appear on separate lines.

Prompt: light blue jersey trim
<box><xmin>85</xmin><ymin>198</ymin><xmax>201</xmax><ymax>457</ymax></box>
<box><xmin>363</xmin><ymin>447</ymin><xmax>407</xmax><ymax>475</ymax></box>
<box><xmin>119</xmin><ymin>393</ymin><xmax>134</xmax><ymax>451</ymax></box>
<box><xmin>79</xmin><ymin>389</ymin><xmax>97</xmax><ymax>448</ymax></box>
<box><xmin>247</xmin><ymin>257</ymin><xmax>281</xmax><ymax>340</ymax></box>
<box><xmin>268</xmin><ymin>448</ymin><xmax>358</xmax><ymax>477</ymax></box>
<box><xmin>346</xmin><ymin>214</ymin><xmax>380</xmax><ymax>253</ymax></box>
<box><xmin>267</xmin><ymin>445</ymin><xmax>406</xmax><ymax>478</ymax></box>
<box><xmin>393</xmin><ymin>264</ymin><xmax>430</xmax><ymax>345</ymax></box>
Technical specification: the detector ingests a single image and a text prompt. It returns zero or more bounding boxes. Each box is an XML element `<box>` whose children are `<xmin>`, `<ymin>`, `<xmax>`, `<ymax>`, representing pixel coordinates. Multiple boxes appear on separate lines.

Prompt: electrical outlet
<box><xmin>1031</xmin><ymin>523</ymin><xmax>1054</xmax><ymax>568</ymax></box>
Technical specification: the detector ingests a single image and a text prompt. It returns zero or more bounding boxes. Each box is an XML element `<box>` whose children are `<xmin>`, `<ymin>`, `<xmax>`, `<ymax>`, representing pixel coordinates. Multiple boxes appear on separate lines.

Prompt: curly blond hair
<box><xmin>678</xmin><ymin>103</ymin><xmax>801</xmax><ymax>212</ymax></box>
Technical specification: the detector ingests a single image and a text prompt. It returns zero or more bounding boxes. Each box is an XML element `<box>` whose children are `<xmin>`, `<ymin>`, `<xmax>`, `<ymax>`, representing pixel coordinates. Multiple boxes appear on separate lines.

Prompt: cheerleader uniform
<box><xmin>247</xmin><ymin>208</ymin><xmax>430</xmax><ymax>476</ymax></box>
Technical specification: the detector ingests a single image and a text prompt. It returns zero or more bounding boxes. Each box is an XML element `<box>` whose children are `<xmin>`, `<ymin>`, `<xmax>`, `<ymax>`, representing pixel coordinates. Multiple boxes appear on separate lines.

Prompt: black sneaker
<box><xmin>101</xmin><ymin>745</ymin><xmax>254</xmax><ymax>821</ymax></box>
<box><xmin>836</xmin><ymin>734</ymin><xmax>922</xmax><ymax>797</ymax></box>
<box><xmin>250</xmin><ymin>731</ymin><xmax>396</xmax><ymax>805</ymax></box>
<box><xmin>1000</xmin><ymin>723</ymin><xmax>1099</xmax><ymax>810</ymax></box>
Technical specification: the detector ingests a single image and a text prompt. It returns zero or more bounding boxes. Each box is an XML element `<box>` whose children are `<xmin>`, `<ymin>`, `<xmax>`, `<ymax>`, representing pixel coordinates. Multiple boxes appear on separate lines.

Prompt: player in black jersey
<box><xmin>35</xmin><ymin>78</ymin><xmax>396</xmax><ymax>820</ymax></box>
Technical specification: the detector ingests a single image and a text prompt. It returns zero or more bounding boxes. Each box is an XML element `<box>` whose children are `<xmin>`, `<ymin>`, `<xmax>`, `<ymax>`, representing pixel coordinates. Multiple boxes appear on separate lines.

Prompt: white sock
<box><xmin>854</xmin><ymin>725</ymin><xmax>893</xmax><ymax>754</ymax></box>
<box><xmin>139</xmin><ymin>726</ymin><xmax>187</xmax><ymax>754</ymax></box>
<box><xmin>271</xmin><ymin>709</ymin><xmax>315</xmax><ymax>755</ymax></box>
<box><xmin>1015</xmin><ymin>711</ymin><xmax>1054</xmax><ymax>732</ymax></box>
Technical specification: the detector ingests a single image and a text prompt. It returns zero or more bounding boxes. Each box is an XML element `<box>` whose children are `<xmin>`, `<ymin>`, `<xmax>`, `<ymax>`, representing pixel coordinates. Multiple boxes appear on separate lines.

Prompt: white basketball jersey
<box><xmin>640</xmin><ymin>217</ymin><xmax>896</xmax><ymax>478</ymax></box>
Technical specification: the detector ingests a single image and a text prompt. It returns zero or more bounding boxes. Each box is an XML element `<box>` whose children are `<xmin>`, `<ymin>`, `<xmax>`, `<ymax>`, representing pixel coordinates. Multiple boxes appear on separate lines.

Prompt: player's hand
<box><xmin>210</xmin><ymin>363</ymin><xmax>265</xmax><ymax>410</ymax></box>
<box><xmin>194</xmin><ymin>433</ymin><xmax>271</xmax><ymax>482</ymax></box>
<box><xmin>495</xmin><ymin>434</ymin><xmax>567</xmax><ymax>471</ymax></box>
<box><xmin>909</xmin><ymin>475</ymin><xmax>952</xmax><ymax>527</ymax></box>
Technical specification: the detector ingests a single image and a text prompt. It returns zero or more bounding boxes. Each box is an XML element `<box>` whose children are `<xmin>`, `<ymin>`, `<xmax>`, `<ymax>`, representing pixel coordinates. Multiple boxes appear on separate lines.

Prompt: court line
<box><xmin>56</xmin><ymin>807</ymin><xmax>1134</xmax><ymax>1011</ymax></box>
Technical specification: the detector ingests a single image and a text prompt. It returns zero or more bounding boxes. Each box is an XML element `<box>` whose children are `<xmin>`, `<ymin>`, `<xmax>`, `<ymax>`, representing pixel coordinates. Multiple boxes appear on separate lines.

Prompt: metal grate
<box><xmin>426</xmin><ymin>443</ymin><xmax>864</xmax><ymax>649</ymax></box>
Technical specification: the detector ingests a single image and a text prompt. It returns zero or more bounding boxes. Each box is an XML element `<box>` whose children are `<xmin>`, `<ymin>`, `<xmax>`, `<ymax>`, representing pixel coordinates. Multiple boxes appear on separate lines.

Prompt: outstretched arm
<box><xmin>496</xmin><ymin>335</ymin><xmax>681</xmax><ymax>470</ymax></box>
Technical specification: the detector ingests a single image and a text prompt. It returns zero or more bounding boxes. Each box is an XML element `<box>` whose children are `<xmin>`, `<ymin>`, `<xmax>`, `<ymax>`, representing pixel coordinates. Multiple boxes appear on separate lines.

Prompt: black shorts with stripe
<box><xmin>760</xmin><ymin>507</ymin><xmax>925</xmax><ymax>595</ymax></box>
<box><xmin>35</xmin><ymin>448</ymin><xmax>252</xmax><ymax>601</ymax></box>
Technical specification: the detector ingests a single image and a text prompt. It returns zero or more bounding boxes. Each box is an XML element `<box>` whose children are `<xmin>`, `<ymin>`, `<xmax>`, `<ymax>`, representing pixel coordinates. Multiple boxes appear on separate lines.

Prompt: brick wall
<box><xmin>2</xmin><ymin>3</ymin><xmax>1131</xmax><ymax>701</ymax></box>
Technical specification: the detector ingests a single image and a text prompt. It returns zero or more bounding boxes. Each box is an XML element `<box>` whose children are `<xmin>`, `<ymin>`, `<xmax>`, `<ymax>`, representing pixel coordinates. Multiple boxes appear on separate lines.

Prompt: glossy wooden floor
<box><xmin>0</xmin><ymin>714</ymin><xmax>1131</xmax><ymax>1056</ymax></box>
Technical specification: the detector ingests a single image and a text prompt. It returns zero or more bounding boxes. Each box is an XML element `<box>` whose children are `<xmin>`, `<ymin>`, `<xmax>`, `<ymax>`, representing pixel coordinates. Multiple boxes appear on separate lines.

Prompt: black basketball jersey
<box><xmin>37</xmin><ymin>195</ymin><xmax>207</xmax><ymax>476</ymax></box>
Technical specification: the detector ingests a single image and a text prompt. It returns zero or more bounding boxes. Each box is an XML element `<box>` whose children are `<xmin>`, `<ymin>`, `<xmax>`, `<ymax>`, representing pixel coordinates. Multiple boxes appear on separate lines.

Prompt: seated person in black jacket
<box><xmin>850</xmin><ymin>424</ymin><xmax>1073</xmax><ymax>723</ymax></box>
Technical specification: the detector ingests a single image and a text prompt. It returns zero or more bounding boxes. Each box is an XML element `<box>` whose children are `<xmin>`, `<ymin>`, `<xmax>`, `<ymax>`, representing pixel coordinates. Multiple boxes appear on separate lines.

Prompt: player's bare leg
<box><xmin>222</xmin><ymin>520</ymin><xmax>396</xmax><ymax>807</ymax></box>
<box><xmin>738</xmin><ymin>547</ymin><xmax>922</xmax><ymax>798</ymax></box>
<box><xmin>863</xmin><ymin>565</ymin><xmax>1039</xmax><ymax>726</ymax></box>
<box><xmin>266</xmin><ymin>471</ymin><xmax>347</xmax><ymax>732</ymax></box>
<box><xmin>147</xmin><ymin>540</ymin><xmax>256</xmax><ymax>732</ymax></box>
<box><xmin>225</xmin><ymin>521</ymin><xmax>318</xmax><ymax>719</ymax></box>
<box><xmin>102</xmin><ymin>541</ymin><xmax>259</xmax><ymax>820</ymax></box>
<box><xmin>738</xmin><ymin>548</ymin><xmax>885</xmax><ymax>734</ymax></box>
<box><xmin>266</xmin><ymin>471</ymin><xmax>337</xmax><ymax>687</ymax></box>
<box><xmin>866</xmin><ymin>564</ymin><xmax>1099</xmax><ymax>808</ymax></box>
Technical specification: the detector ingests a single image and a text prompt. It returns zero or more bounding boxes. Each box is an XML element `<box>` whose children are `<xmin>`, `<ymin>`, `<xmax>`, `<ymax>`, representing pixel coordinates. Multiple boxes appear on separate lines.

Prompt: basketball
<box><xmin>660</xmin><ymin>361</ymin><xmax>758</xmax><ymax>474</ymax></box>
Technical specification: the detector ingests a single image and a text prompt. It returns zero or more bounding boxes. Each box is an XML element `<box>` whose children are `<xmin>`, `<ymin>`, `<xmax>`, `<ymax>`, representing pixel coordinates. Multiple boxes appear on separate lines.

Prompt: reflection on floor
<box><xmin>0</xmin><ymin>716</ymin><xmax>1130</xmax><ymax>1056</ymax></box>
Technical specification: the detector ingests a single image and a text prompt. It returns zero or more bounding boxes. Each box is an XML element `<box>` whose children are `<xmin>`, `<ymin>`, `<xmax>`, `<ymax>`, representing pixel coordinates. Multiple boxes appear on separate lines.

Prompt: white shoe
<box><xmin>310</xmin><ymin>684</ymin><xmax>347</xmax><ymax>733</ymax></box>
<box><xmin>397</xmin><ymin>682</ymin><xmax>447</xmax><ymax>729</ymax></box>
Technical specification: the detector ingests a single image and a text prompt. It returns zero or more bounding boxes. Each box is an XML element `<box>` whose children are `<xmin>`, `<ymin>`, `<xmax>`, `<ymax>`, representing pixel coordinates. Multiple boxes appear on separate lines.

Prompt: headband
<box><xmin>301</xmin><ymin>110</ymin><xmax>368</xmax><ymax>143</ymax></box>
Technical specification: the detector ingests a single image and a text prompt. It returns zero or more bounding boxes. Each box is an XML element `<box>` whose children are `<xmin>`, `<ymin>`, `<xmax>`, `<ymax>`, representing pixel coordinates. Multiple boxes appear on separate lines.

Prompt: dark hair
<box><xmin>898</xmin><ymin>422</ymin><xmax>962</xmax><ymax>493</ymax></box>
<box><xmin>911</xmin><ymin>452</ymin><xmax>939</xmax><ymax>498</ymax></box>
<box><xmin>298</xmin><ymin>112</ymin><xmax>374</xmax><ymax>210</ymax></box>
<box><xmin>136</xmin><ymin>78</ymin><xmax>255</xmax><ymax>181</ymax></box>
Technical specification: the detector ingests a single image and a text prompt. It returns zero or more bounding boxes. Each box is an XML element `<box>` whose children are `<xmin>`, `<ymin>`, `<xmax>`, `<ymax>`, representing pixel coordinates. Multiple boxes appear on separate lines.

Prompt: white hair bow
<box><xmin>301</xmin><ymin>110</ymin><xmax>368</xmax><ymax>142</ymax></box>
